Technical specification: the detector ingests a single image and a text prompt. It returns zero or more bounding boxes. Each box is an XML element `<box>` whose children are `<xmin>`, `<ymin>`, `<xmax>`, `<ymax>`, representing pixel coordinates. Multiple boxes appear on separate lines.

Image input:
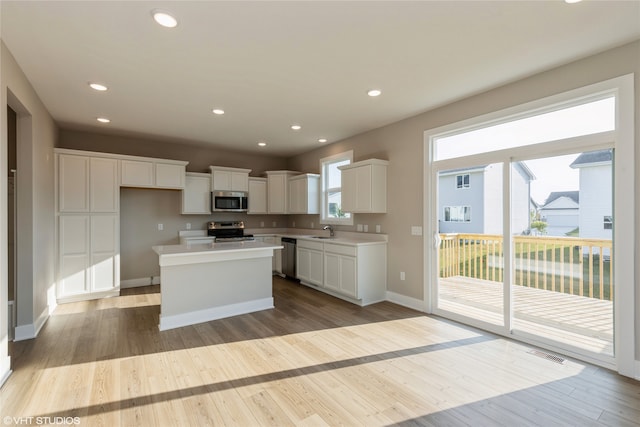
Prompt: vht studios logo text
<box><xmin>3</xmin><ymin>416</ymin><xmax>81</xmax><ymax>425</ymax></box>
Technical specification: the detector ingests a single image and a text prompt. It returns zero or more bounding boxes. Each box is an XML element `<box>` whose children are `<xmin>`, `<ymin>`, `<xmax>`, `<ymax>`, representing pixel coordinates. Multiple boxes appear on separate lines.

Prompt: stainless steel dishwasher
<box><xmin>281</xmin><ymin>237</ymin><xmax>297</xmax><ymax>279</ymax></box>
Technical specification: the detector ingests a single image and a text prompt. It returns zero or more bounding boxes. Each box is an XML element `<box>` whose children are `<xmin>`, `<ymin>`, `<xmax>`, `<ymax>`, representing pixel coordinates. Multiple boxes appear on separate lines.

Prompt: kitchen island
<box><xmin>152</xmin><ymin>240</ymin><xmax>282</xmax><ymax>331</ymax></box>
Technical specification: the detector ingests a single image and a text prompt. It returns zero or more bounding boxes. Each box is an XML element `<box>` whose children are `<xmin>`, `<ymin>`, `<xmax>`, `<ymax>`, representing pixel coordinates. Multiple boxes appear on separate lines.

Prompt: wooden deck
<box><xmin>439</xmin><ymin>276</ymin><xmax>613</xmax><ymax>355</ymax></box>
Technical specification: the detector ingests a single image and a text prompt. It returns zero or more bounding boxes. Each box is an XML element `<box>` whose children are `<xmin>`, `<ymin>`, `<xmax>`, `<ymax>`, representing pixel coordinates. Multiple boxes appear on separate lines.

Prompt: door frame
<box><xmin>423</xmin><ymin>74</ymin><xmax>635</xmax><ymax>377</ymax></box>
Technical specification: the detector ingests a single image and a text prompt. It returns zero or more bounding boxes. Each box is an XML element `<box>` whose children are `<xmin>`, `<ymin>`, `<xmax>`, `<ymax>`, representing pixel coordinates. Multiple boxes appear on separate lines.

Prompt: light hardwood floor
<box><xmin>1</xmin><ymin>277</ymin><xmax>639</xmax><ymax>426</ymax></box>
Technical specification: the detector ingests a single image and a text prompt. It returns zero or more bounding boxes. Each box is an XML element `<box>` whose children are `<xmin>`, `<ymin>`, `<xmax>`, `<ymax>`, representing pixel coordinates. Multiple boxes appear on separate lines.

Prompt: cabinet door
<box><xmin>273</xmin><ymin>237</ymin><xmax>282</xmax><ymax>273</ymax></box>
<box><xmin>212</xmin><ymin>170</ymin><xmax>231</xmax><ymax>191</ymax></box>
<box><xmin>58</xmin><ymin>215</ymin><xmax>90</xmax><ymax>296</ymax></box>
<box><xmin>268</xmin><ymin>174</ymin><xmax>287</xmax><ymax>213</ymax></box>
<box><xmin>288</xmin><ymin>178</ymin><xmax>303</xmax><ymax>214</ymax></box>
<box><xmin>297</xmin><ymin>247</ymin><xmax>311</xmax><ymax>282</ymax></box>
<box><xmin>156</xmin><ymin>163</ymin><xmax>185</xmax><ymax>189</ymax></box>
<box><xmin>231</xmin><ymin>172</ymin><xmax>248</xmax><ymax>192</ymax></box>
<box><xmin>182</xmin><ymin>174</ymin><xmax>211</xmax><ymax>214</ymax></box>
<box><xmin>340</xmin><ymin>167</ymin><xmax>357</xmax><ymax>213</ymax></box>
<box><xmin>90</xmin><ymin>157</ymin><xmax>119</xmax><ymax>213</ymax></box>
<box><xmin>59</xmin><ymin>155</ymin><xmax>89</xmax><ymax>212</ymax></box>
<box><xmin>90</xmin><ymin>215</ymin><xmax>119</xmax><ymax>291</ymax></box>
<box><xmin>354</xmin><ymin>165</ymin><xmax>372</xmax><ymax>211</ymax></box>
<box><xmin>308</xmin><ymin>250</ymin><xmax>324</xmax><ymax>286</ymax></box>
<box><xmin>324</xmin><ymin>253</ymin><xmax>341</xmax><ymax>292</ymax></box>
<box><xmin>248</xmin><ymin>179</ymin><xmax>267</xmax><ymax>214</ymax></box>
<box><xmin>339</xmin><ymin>255</ymin><xmax>357</xmax><ymax>298</ymax></box>
<box><xmin>121</xmin><ymin>160</ymin><xmax>154</xmax><ymax>187</ymax></box>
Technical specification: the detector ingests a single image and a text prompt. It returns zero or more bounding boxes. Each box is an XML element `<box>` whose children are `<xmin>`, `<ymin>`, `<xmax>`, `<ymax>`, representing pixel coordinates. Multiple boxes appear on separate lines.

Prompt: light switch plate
<box><xmin>411</xmin><ymin>226</ymin><xmax>422</xmax><ymax>236</ymax></box>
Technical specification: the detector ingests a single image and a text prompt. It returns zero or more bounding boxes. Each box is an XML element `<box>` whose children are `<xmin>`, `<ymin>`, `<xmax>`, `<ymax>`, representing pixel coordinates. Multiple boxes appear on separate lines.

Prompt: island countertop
<box><xmin>153</xmin><ymin>241</ymin><xmax>283</xmax><ymax>267</ymax></box>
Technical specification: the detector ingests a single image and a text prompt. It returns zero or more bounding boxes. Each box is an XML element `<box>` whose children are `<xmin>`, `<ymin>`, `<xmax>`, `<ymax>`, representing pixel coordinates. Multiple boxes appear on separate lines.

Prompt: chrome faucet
<box><xmin>323</xmin><ymin>225</ymin><xmax>335</xmax><ymax>237</ymax></box>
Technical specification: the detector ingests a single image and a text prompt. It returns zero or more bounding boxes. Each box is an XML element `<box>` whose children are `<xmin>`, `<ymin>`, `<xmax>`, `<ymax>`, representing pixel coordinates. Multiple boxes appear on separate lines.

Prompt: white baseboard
<box><xmin>121</xmin><ymin>276</ymin><xmax>161</xmax><ymax>289</ymax></box>
<box><xmin>635</xmin><ymin>361</ymin><xmax>640</xmax><ymax>381</ymax></box>
<box><xmin>385</xmin><ymin>291</ymin><xmax>425</xmax><ymax>312</ymax></box>
<box><xmin>159</xmin><ymin>297</ymin><xmax>274</xmax><ymax>331</ymax></box>
<box><xmin>0</xmin><ymin>361</ymin><xmax>11</xmax><ymax>388</ymax></box>
<box><xmin>14</xmin><ymin>305</ymin><xmax>49</xmax><ymax>342</ymax></box>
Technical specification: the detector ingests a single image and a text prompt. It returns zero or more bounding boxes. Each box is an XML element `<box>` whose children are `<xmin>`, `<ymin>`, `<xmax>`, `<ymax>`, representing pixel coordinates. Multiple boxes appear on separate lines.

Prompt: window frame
<box><xmin>456</xmin><ymin>174</ymin><xmax>470</xmax><ymax>189</ymax></box>
<box><xmin>443</xmin><ymin>206</ymin><xmax>471</xmax><ymax>222</ymax></box>
<box><xmin>320</xmin><ymin>150</ymin><xmax>354</xmax><ymax>225</ymax></box>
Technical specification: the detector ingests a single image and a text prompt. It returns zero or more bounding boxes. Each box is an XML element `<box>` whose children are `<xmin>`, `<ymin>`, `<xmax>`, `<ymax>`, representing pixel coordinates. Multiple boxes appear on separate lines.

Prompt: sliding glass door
<box><xmin>426</xmin><ymin>78</ymin><xmax>634</xmax><ymax>371</ymax></box>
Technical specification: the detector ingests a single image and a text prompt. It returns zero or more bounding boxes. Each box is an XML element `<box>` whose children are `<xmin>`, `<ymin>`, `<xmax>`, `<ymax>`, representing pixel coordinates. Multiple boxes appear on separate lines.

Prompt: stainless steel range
<box><xmin>207</xmin><ymin>221</ymin><xmax>255</xmax><ymax>242</ymax></box>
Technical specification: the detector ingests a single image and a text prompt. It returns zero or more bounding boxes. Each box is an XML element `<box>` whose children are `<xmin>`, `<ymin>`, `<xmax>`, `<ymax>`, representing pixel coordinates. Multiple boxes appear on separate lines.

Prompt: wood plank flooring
<box><xmin>1</xmin><ymin>276</ymin><xmax>639</xmax><ymax>426</ymax></box>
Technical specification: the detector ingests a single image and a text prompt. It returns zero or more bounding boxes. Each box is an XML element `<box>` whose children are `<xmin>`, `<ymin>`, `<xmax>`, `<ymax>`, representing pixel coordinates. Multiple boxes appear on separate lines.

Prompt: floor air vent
<box><xmin>527</xmin><ymin>349</ymin><xmax>566</xmax><ymax>364</ymax></box>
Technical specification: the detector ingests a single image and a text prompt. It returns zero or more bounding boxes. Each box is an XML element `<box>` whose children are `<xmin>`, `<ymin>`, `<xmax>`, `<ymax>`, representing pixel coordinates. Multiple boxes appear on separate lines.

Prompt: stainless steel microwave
<box><xmin>211</xmin><ymin>191</ymin><xmax>248</xmax><ymax>212</ymax></box>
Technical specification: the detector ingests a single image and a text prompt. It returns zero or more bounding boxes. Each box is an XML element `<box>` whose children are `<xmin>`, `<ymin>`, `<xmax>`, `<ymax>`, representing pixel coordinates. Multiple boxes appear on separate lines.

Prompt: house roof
<box><xmin>542</xmin><ymin>191</ymin><xmax>579</xmax><ymax>207</ymax></box>
<box><xmin>570</xmin><ymin>150</ymin><xmax>613</xmax><ymax>168</ymax></box>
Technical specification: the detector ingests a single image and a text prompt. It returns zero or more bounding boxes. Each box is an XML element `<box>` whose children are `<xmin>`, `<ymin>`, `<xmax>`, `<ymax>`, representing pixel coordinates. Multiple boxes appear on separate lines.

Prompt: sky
<box><xmin>523</xmin><ymin>154</ymin><xmax>580</xmax><ymax>205</ymax></box>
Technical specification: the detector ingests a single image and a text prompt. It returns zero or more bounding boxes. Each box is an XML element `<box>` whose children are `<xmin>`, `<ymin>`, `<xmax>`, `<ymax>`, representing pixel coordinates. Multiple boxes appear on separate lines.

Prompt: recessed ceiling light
<box><xmin>212</xmin><ymin>109</ymin><xmax>225</xmax><ymax>115</ymax></box>
<box><xmin>89</xmin><ymin>83</ymin><xmax>108</xmax><ymax>91</ymax></box>
<box><xmin>152</xmin><ymin>9</ymin><xmax>178</xmax><ymax>28</ymax></box>
<box><xmin>291</xmin><ymin>124</ymin><xmax>302</xmax><ymax>130</ymax></box>
<box><xmin>367</xmin><ymin>89</ymin><xmax>382</xmax><ymax>97</ymax></box>
<box><xmin>318</xmin><ymin>138</ymin><xmax>328</xmax><ymax>143</ymax></box>
<box><xmin>97</xmin><ymin>117</ymin><xmax>111</xmax><ymax>123</ymax></box>
<box><xmin>258</xmin><ymin>141</ymin><xmax>267</xmax><ymax>147</ymax></box>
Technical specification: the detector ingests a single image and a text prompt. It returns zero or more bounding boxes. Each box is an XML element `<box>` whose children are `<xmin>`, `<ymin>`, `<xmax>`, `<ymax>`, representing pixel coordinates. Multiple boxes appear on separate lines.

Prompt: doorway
<box><xmin>7</xmin><ymin>106</ymin><xmax>17</xmax><ymax>340</ymax></box>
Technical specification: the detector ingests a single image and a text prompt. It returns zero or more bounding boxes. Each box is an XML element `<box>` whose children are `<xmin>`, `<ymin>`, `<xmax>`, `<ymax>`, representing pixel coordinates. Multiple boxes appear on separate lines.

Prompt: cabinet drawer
<box><xmin>324</xmin><ymin>243</ymin><xmax>357</xmax><ymax>257</ymax></box>
<box><xmin>298</xmin><ymin>239</ymin><xmax>324</xmax><ymax>251</ymax></box>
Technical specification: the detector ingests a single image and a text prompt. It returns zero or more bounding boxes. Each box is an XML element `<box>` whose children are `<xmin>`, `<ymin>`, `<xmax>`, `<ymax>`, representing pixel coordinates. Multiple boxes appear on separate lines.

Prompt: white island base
<box><xmin>153</xmin><ymin>242</ymin><xmax>281</xmax><ymax>331</ymax></box>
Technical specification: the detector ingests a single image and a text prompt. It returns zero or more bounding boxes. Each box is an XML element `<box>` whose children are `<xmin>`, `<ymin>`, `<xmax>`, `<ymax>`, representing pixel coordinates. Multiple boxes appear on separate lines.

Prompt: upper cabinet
<box><xmin>289</xmin><ymin>173</ymin><xmax>320</xmax><ymax>214</ymax></box>
<box><xmin>266</xmin><ymin>171</ymin><xmax>300</xmax><ymax>214</ymax></box>
<box><xmin>248</xmin><ymin>177</ymin><xmax>268</xmax><ymax>214</ymax></box>
<box><xmin>339</xmin><ymin>159</ymin><xmax>389</xmax><ymax>213</ymax></box>
<box><xmin>182</xmin><ymin>172</ymin><xmax>212</xmax><ymax>215</ymax></box>
<box><xmin>121</xmin><ymin>158</ymin><xmax>187</xmax><ymax>189</ymax></box>
<box><xmin>58</xmin><ymin>153</ymin><xmax>118</xmax><ymax>213</ymax></box>
<box><xmin>210</xmin><ymin>166</ymin><xmax>251</xmax><ymax>192</ymax></box>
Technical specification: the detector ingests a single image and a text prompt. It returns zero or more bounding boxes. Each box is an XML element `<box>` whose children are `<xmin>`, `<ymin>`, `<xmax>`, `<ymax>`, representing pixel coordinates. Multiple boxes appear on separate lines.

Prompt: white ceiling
<box><xmin>2</xmin><ymin>1</ymin><xmax>639</xmax><ymax>157</ymax></box>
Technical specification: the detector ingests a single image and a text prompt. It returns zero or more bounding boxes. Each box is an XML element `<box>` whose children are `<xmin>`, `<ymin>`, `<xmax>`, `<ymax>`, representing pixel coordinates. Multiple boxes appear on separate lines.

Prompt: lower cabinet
<box><xmin>297</xmin><ymin>240</ymin><xmax>386</xmax><ymax>306</ymax></box>
<box><xmin>57</xmin><ymin>214</ymin><xmax>119</xmax><ymax>301</ymax></box>
<box><xmin>297</xmin><ymin>240</ymin><xmax>324</xmax><ymax>286</ymax></box>
<box><xmin>254</xmin><ymin>236</ymin><xmax>281</xmax><ymax>273</ymax></box>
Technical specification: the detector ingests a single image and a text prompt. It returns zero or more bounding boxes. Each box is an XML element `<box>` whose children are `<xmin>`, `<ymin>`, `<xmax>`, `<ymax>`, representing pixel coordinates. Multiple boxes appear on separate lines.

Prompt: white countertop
<box><xmin>153</xmin><ymin>240</ymin><xmax>283</xmax><ymax>256</ymax></box>
<box><xmin>179</xmin><ymin>228</ymin><xmax>388</xmax><ymax>247</ymax></box>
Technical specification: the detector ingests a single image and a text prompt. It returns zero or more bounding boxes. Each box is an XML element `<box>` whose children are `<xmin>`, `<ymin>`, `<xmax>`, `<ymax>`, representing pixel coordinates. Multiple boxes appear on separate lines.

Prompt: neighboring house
<box><xmin>539</xmin><ymin>191</ymin><xmax>579</xmax><ymax>236</ymax></box>
<box><xmin>438</xmin><ymin>163</ymin><xmax>535</xmax><ymax>234</ymax></box>
<box><xmin>570</xmin><ymin>150</ymin><xmax>613</xmax><ymax>240</ymax></box>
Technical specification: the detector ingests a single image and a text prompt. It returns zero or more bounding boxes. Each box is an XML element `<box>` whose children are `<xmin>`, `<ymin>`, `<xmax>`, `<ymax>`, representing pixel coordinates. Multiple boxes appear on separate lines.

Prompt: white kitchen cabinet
<box><xmin>182</xmin><ymin>172</ymin><xmax>211</xmax><ymax>214</ymax></box>
<box><xmin>339</xmin><ymin>159</ymin><xmax>388</xmax><ymax>213</ymax></box>
<box><xmin>57</xmin><ymin>214</ymin><xmax>119</xmax><ymax>300</ymax></box>
<box><xmin>297</xmin><ymin>239</ymin><xmax>387</xmax><ymax>306</ymax></box>
<box><xmin>156</xmin><ymin>162</ymin><xmax>186</xmax><ymax>189</ymax></box>
<box><xmin>266</xmin><ymin>171</ymin><xmax>299</xmax><ymax>214</ymax></box>
<box><xmin>58</xmin><ymin>154</ymin><xmax>90</xmax><ymax>213</ymax></box>
<box><xmin>121</xmin><ymin>159</ymin><xmax>187</xmax><ymax>189</ymax></box>
<box><xmin>254</xmin><ymin>236</ymin><xmax>281</xmax><ymax>273</ymax></box>
<box><xmin>210</xmin><ymin>166</ymin><xmax>251</xmax><ymax>192</ymax></box>
<box><xmin>121</xmin><ymin>160</ymin><xmax>154</xmax><ymax>187</ymax></box>
<box><xmin>90</xmin><ymin>157</ymin><xmax>119</xmax><ymax>213</ymax></box>
<box><xmin>323</xmin><ymin>244</ymin><xmax>357</xmax><ymax>298</ymax></box>
<box><xmin>297</xmin><ymin>239</ymin><xmax>323</xmax><ymax>286</ymax></box>
<box><xmin>248</xmin><ymin>177</ymin><xmax>268</xmax><ymax>214</ymax></box>
<box><xmin>288</xmin><ymin>174</ymin><xmax>320</xmax><ymax>214</ymax></box>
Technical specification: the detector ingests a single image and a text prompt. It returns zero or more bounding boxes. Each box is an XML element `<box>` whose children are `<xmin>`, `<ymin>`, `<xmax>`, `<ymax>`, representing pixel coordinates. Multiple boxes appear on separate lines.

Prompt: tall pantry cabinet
<box><xmin>56</xmin><ymin>150</ymin><xmax>120</xmax><ymax>302</ymax></box>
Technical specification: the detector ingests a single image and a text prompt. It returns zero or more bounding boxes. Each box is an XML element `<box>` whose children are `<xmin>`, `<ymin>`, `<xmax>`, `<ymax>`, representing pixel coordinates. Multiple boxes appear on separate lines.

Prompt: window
<box><xmin>320</xmin><ymin>150</ymin><xmax>353</xmax><ymax>225</ymax></box>
<box><xmin>456</xmin><ymin>174</ymin><xmax>470</xmax><ymax>188</ymax></box>
<box><xmin>444</xmin><ymin>206</ymin><xmax>471</xmax><ymax>222</ymax></box>
<box><xmin>604</xmin><ymin>216</ymin><xmax>613</xmax><ymax>230</ymax></box>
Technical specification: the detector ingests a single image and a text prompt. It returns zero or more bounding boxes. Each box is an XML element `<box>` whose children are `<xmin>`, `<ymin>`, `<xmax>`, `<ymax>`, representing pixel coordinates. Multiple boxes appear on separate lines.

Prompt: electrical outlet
<box><xmin>400</xmin><ymin>272</ymin><xmax>406</xmax><ymax>281</ymax></box>
<box><xmin>376</xmin><ymin>224</ymin><xmax>381</xmax><ymax>233</ymax></box>
<box><xmin>272</xmin><ymin>221</ymin><xmax>276</xmax><ymax>227</ymax></box>
<box><xmin>157</xmin><ymin>223</ymin><xmax>164</xmax><ymax>231</ymax></box>
<box><xmin>311</xmin><ymin>222</ymin><xmax>314</xmax><ymax>228</ymax></box>
<box><xmin>363</xmin><ymin>224</ymin><xmax>369</xmax><ymax>232</ymax></box>
<box><xmin>357</xmin><ymin>224</ymin><xmax>363</xmax><ymax>232</ymax></box>
<box><xmin>292</xmin><ymin>221</ymin><xmax>296</xmax><ymax>227</ymax></box>
<box><xmin>411</xmin><ymin>226</ymin><xmax>423</xmax><ymax>236</ymax></box>
<box><xmin>186</xmin><ymin>223</ymin><xmax>191</xmax><ymax>230</ymax></box>
<box><xmin>260</xmin><ymin>221</ymin><xmax>264</xmax><ymax>227</ymax></box>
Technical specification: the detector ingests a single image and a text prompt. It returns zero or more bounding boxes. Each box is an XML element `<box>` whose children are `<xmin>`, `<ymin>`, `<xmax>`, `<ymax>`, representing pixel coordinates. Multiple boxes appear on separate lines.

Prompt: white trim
<box><xmin>319</xmin><ymin>150</ymin><xmax>354</xmax><ymax>226</ymax></box>
<box><xmin>424</xmin><ymin>74</ymin><xmax>635</xmax><ymax>377</ymax></box>
<box><xmin>385</xmin><ymin>291</ymin><xmax>425</xmax><ymax>312</ymax></box>
<box><xmin>120</xmin><ymin>276</ymin><xmax>160</xmax><ymax>288</ymax></box>
<box><xmin>56</xmin><ymin>289</ymin><xmax>120</xmax><ymax>304</ymax></box>
<box><xmin>635</xmin><ymin>361</ymin><xmax>640</xmax><ymax>381</ymax></box>
<box><xmin>159</xmin><ymin>297</ymin><xmax>273</xmax><ymax>331</ymax></box>
<box><xmin>13</xmin><ymin>305</ymin><xmax>49</xmax><ymax>341</ymax></box>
